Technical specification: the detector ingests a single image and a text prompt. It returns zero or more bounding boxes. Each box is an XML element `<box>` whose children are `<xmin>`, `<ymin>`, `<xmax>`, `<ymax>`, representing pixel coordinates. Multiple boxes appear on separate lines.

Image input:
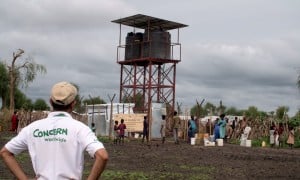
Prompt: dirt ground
<box><xmin>1</xmin><ymin>131</ymin><xmax>300</xmax><ymax>180</ymax></box>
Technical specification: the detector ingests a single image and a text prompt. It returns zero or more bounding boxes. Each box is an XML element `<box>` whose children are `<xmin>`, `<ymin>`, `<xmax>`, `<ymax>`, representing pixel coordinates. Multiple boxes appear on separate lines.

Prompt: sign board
<box><xmin>113</xmin><ymin>113</ymin><xmax>146</xmax><ymax>132</ymax></box>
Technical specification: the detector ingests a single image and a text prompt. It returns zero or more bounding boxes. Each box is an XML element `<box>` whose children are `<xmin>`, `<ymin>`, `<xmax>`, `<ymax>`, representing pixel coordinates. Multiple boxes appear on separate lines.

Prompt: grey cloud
<box><xmin>1</xmin><ymin>0</ymin><xmax>300</xmax><ymax>116</ymax></box>
<box><xmin>0</xmin><ymin>0</ymin><xmax>131</xmax><ymax>31</ymax></box>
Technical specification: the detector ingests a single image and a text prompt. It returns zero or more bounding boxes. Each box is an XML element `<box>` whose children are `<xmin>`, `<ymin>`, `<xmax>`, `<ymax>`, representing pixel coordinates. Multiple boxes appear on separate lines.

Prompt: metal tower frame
<box><xmin>112</xmin><ymin>14</ymin><xmax>188</xmax><ymax>119</ymax></box>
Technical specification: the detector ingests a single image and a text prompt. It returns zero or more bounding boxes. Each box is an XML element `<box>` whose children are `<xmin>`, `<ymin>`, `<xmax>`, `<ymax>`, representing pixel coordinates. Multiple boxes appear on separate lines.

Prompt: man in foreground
<box><xmin>0</xmin><ymin>81</ymin><xmax>108</xmax><ymax>179</ymax></box>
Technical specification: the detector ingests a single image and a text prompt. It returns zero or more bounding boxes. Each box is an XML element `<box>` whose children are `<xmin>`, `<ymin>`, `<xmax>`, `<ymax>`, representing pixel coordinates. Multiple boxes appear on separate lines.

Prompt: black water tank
<box><xmin>125</xmin><ymin>32</ymin><xmax>143</xmax><ymax>60</ymax></box>
<box><xmin>143</xmin><ymin>29</ymin><xmax>171</xmax><ymax>59</ymax></box>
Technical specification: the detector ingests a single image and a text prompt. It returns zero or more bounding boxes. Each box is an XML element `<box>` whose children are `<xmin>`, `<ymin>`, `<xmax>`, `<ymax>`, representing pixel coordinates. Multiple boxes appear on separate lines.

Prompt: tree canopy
<box><xmin>0</xmin><ymin>61</ymin><xmax>9</xmax><ymax>109</ymax></box>
<box><xmin>83</xmin><ymin>96</ymin><xmax>106</xmax><ymax>105</ymax></box>
<box><xmin>33</xmin><ymin>98</ymin><xmax>49</xmax><ymax>111</ymax></box>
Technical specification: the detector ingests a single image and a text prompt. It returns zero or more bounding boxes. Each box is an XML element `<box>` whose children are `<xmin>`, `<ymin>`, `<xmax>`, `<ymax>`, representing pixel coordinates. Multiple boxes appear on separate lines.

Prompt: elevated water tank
<box><xmin>125</xmin><ymin>32</ymin><xmax>143</xmax><ymax>60</ymax></box>
<box><xmin>143</xmin><ymin>29</ymin><xmax>171</xmax><ymax>59</ymax></box>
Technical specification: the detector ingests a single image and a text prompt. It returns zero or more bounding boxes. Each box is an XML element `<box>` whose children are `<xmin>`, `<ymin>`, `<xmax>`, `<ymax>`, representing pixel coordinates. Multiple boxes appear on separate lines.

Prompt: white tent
<box><xmin>86</xmin><ymin>103</ymin><xmax>134</xmax><ymax>136</ymax></box>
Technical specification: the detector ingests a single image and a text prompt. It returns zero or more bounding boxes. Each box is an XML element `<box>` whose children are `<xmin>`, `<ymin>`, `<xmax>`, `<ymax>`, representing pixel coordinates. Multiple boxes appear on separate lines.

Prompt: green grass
<box><xmin>2</xmin><ymin>136</ymin><xmax>14</xmax><ymax>141</ymax></box>
<box><xmin>97</xmin><ymin>136</ymin><xmax>111</xmax><ymax>143</ymax></box>
<box><xmin>99</xmin><ymin>169</ymin><xmax>213</xmax><ymax>180</ymax></box>
<box><xmin>251</xmin><ymin>137</ymin><xmax>269</xmax><ymax>147</ymax></box>
<box><xmin>97</xmin><ymin>163</ymin><xmax>216</xmax><ymax>180</ymax></box>
<box><xmin>180</xmin><ymin>164</ymin><xmax>215</xmax><ymax>172</ymax></box>
<box><xmin>16</xmin><ymin>152</ymin><xmax>31</xmax><ymax>163</ymax></box>
<box><xmin>101</xmin><ymin>170</ymin><xmax>148</xmax><ymax>180</ymax></box>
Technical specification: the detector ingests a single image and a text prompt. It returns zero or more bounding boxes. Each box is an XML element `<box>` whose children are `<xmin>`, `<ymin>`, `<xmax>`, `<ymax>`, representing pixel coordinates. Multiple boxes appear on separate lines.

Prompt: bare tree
<box><xmin>7</xmin><ymin>49</ymin><xmax>47</xmax><ymax>113</ymax></box>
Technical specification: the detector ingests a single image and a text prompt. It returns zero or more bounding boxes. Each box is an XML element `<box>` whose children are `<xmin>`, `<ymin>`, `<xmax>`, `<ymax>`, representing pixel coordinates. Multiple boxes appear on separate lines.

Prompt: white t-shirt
<box><xmin>5</xmin><ymin>111</ymin><xmax>105</xmax><ymax>180</ymax></box>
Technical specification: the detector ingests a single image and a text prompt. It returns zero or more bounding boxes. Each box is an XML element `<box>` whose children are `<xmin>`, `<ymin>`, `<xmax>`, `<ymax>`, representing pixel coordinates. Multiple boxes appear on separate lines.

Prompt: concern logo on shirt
<box><xmin>33</xmin><ymin>128</ymin><xmax>68</xmax><ymax>142</ymax></box>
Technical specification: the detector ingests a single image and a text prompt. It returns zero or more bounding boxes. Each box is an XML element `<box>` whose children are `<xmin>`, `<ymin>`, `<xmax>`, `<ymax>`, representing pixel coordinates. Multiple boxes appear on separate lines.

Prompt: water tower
<box><xmin>112</xmin><ymin>14</ymin><xmax>188</xmax><ymax>119</ymax></box>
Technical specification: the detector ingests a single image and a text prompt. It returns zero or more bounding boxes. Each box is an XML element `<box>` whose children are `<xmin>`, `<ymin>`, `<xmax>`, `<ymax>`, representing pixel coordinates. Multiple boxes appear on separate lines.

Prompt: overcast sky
<box><xmin>0</xmin><ymin>0</ymin><xmax>299</xmax><ymax>116</ymax></box>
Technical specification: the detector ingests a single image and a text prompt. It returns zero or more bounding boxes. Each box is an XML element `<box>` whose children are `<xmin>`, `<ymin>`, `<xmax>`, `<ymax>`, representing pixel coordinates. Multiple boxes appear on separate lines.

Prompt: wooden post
<box><xmin>148</xmin><ymin>106</ymin><xmax>152</xmax><ymax>141</ymax></box>
<box><xmin>108</xmin><ymin>94</ymin><xmax>116</xmax><ymax>140</ymax></box>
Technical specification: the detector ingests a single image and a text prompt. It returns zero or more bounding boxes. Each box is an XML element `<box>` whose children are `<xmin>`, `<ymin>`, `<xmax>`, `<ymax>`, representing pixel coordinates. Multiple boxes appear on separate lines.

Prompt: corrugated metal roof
<box><xmin>112</xmin><ymin>14</ymin><xmax>188</xmax><ymax>31</ymax></box>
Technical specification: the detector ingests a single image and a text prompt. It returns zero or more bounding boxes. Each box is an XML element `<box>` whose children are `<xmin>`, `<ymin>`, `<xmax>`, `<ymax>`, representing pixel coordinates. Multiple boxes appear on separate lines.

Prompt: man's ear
<box><xmin>49</xmin><ymin>99</ymin><xmax>53</xmax><ymax>106</ymax></box>
<box><xmin>71</xmin><ymin>100</ymin><xmax>76</xmax><ymax>109</ymax></box>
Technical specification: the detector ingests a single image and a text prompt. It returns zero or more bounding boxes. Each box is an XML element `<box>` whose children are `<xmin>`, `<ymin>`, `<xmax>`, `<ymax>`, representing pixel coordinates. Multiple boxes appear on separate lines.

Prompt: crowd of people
<box><xmin>6</xmin><ymin>104</ymin><xmax>297</xmax><ymax>150</ymax></box>
<box><xmin>270</xmin><ymin>122</ymin><xmax>295</xmax><ymax>148</ymax></box>
<box><xmin>204</xmin><ymin>115</ymin><xmax>296</xmax><ymax>148</ymax></box>
<box><xmin>110</xmin><ymin>111</ymin><xmax>296</xmax><ymax>149</ymax></box>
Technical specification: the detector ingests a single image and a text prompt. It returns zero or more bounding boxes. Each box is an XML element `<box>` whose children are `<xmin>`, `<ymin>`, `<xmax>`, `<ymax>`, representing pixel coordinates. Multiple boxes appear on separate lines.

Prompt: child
<box><xmin>114</xmin><ymin>121</ymin><xmax>120</xmax><ymax>144</ymax></box>
<box><xmin>269</xmin><ymin>122</ymin><xmax>276</xmax><ymax>147</ymax></box>
<box><xmin>142</xmin><ymin>116</ymin><xmax>149</xmax><ymax>143</ymax></box>
<box><xmin>118</xmin><ymin>119</ymin><xmax>126</xmax><ymax>145</ymax></box>
<box><xmin>274</xmin><ymin>125</ymin><xmax>279</xmax><ymax>147</ymax></box>
<box><xmin>287</xmin><ymin>126</ymin><xmax>295</xmax><ymax>149</ymax></box>
<box><xmin>160</xmin><ymin>115</ymin><xmax>166</xmax><ymax>144</ymax></box>
<box><xmin>278</xmin><ymin>123</ymin><xmax>284</xmax><ymax>148</ymax></box>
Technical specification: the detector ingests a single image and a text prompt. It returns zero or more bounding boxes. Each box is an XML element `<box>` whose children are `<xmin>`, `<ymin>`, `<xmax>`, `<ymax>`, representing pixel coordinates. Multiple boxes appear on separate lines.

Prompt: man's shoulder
<box><xmin>27</xmin><ymin>118</ymin><xmax>48</xmax><ymax>126</ymax></box>
<box><xmin>32</xmin><ymin>116</ymin><xmax>86</xmax><ymax>127</ymax></box>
